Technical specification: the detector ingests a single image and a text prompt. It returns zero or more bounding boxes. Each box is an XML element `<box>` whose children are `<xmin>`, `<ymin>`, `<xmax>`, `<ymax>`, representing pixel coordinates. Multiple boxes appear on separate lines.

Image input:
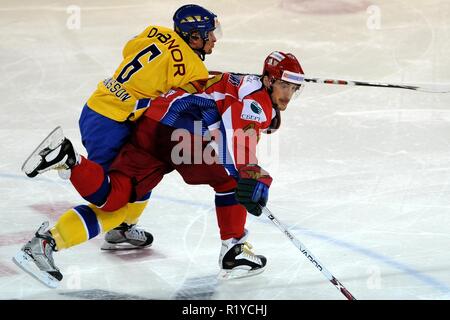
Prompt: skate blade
<box><xmin>100</xmin><ymin>241</ymin><xmax>152</xmax><ymax>251</ymax></box>
<box><xmin>12</xmin><ymin>251</ymin><xmax>60</xmax><ymax>289</ymax></box>
<box><xmin>218</xmin><ymin>266</ymin><xmax>266</xmax><ymax>281</ymax></box>
<box><xmin>21</xmin><ymin>126</ymin><xmax>65</xmax><ymax>177</ymax></box>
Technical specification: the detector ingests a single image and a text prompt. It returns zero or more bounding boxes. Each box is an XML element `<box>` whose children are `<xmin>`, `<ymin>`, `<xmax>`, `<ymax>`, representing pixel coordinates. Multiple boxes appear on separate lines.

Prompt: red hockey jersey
<box><xmin>142</xmin><ymin>73</ymin><xmax>275</xmax><ymax>177</ymax></box>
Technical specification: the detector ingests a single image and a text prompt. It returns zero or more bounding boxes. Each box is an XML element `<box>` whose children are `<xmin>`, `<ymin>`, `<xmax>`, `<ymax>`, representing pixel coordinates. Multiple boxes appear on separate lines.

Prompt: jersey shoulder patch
<box><xmin>238</xmin><ymin>75</ymin><xmax>263</xmax><ymax>100</ymax></box>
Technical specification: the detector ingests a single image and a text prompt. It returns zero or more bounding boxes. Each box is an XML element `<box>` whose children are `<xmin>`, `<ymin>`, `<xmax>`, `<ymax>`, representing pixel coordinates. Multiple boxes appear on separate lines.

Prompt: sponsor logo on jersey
<box><xmin>250</xmin><ymin>101</ymin><xmax>262</xmax><ymax>114</ymax></box>
<box><xmin>241</xmin><ymin>100</ymin><xmax>267</xmax><ymax>123</ymax></box>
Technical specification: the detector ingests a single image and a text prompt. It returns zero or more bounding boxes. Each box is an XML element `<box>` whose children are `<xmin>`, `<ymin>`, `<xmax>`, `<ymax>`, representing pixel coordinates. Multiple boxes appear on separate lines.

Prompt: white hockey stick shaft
<box><xmin>262</xmin><ymin>207</ymin><xmax>356</xmax><ymax>300</ymax></box>
<box><xmin>209</xmin><ymin>71</ymin><xmax>450</xmax><ymax>93</ymax></box>
<box><xmin>305</xmin><ymin>78</ymin><xmax>450</xmax><ymax>93</ymax></box>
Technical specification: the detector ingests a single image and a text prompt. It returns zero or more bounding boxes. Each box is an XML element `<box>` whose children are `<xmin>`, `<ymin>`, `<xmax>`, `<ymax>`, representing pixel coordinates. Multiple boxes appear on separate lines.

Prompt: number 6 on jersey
<box><xmin>117</xmin><ymin>44</ymin><xmax>162</xmax><ymax>84</ymax></box>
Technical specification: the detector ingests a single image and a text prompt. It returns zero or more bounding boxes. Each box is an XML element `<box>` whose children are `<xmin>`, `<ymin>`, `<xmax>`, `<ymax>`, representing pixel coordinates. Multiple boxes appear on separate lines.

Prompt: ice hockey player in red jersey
<box><xmin>15</xmin><ymin>51</ymin><xmax>305</xmax><ymax>286</ymax></box>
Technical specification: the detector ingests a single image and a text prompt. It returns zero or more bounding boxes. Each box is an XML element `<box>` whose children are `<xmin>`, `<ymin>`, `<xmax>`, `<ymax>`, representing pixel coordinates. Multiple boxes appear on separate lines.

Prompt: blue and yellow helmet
<box><xmin>173</xmin><ymin>4</ymin><xmax>220</xmax><ymax>42</ymax></box>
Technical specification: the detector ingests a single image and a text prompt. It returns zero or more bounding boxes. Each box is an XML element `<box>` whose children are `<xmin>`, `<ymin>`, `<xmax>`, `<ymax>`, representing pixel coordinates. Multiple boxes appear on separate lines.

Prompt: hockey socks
<box><xmin>215</xmin><ymin>191</ymin><xmax>247</xmax><ymax>240</ymax></box>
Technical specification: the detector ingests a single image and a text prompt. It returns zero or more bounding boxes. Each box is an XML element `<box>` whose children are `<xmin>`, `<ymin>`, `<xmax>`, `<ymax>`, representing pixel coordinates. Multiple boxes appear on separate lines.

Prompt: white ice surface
<box><xmin>1</xmin><ymin>0</ymin><xmax>450</xmax><ymax>300</ymax></box>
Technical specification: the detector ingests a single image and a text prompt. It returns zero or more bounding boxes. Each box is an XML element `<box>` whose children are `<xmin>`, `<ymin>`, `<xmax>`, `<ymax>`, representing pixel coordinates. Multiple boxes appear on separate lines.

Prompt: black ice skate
<box><xmin>218</xmin><ymin>229</ymin><xmax>267</xmax><ymax>280</ymax></box>
<box><xmin>101</xmin><ymin>223</ymin><xmax>154</xmax><ymax>250</ymax></box>
<box><xmin>22</xmin><ymin>126</ymin><xmax>79</xmax><ymax>178</ymax></box>
<box><xmin>12</xmin><ymin>221</ymin><xmax>63</xmax><ymax>288</ymax></box>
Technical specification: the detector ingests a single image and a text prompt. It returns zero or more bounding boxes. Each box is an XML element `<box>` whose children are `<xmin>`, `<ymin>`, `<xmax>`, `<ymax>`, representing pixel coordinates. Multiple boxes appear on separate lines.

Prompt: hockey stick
<box><xmin>262</xmin><ymin>207</ymin><xmax>356</xmax><ymax>300</ymax></box>
<box><xmin>209</xmin><ymin>71</ymin><xmax>450</xmax><ymax>93</ymax></box>
<box><xmin>305</xmin><ymin>78</ymin><xmax>450</xmax><ymax>93</ymax></box>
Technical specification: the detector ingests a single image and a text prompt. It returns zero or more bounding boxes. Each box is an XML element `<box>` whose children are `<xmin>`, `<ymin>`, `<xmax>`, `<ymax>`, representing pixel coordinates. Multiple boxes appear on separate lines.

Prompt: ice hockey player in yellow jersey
<box><xmin>87</xmin><ymin>23</ymin><xmax>213</xmax><ymax>122</ymax></box>
<box><xmin>78</xmin><ymin>5</ymin><xmax>220</xmax><ymax>250</ymax></box>
<box><xmin>13</xmin><ymin>5</ymin><xmax>222</xmax><ymax>287</ymax></box>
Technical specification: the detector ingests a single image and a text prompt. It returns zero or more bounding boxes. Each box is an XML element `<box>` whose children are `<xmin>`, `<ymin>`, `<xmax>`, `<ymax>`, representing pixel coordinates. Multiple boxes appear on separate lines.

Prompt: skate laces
<box><xmin>36</xmin><ymin>232</ymin><xmax>57</xmax><ymax>253</ymax></box>
<box><xmin>125</xmin><ymin>225</ymin><xmax>147</xmax><ymax>242</ymax></box>
<box><xmin>241</xmin><ymin>242</ymin><xmax>261</xmax><ymax>264</ymax></box>
<box><xmin>35</xmin><ymin>222</ymin><xmax>56</xmax><ymax>250</ymax></box>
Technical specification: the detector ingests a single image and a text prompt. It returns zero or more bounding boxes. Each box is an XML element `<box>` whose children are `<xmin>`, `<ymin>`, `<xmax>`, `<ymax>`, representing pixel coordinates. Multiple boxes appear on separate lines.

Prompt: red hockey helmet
<box><xmin>262</xmin><ymin>51</ymin><xmax>305</xmax><ymax>87</ymax></box>
<box><xmin>262</xmin><ymin>52</ymin><xmax>305</xmax><ymax>134</ymax></box>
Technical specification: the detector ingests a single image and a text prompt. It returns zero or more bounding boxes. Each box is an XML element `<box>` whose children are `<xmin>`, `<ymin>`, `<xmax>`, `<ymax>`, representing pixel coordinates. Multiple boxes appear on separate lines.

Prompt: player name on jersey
<box><xmin>102</xmin><ymin>78</ymin><xmax>131</xmax><ymax>102</ymax></box>
<box><xmin>146</xmin><ymin>27</ymin><xmax>186</xmax><ymax>77</ymax></box>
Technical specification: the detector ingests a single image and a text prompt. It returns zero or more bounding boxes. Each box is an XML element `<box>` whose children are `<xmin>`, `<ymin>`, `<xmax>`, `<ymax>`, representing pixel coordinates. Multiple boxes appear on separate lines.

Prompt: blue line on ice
<box><xmin>287</xmin><ymin>225</ymin><xmax>450</xmax><ymax>294</ymax></box>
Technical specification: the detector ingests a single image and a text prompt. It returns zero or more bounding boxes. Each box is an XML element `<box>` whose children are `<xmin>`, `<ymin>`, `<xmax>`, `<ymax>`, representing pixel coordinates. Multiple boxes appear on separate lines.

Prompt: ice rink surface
<box><xmin>1</xmin><ymin>0</ymin><xmax>450</xmax><ymax>300</ymax></box>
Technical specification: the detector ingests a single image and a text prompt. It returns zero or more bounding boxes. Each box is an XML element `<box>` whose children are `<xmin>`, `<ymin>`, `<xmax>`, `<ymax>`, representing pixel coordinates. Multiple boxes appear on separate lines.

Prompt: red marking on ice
<box><xmin>0</xmin><ymin>202</ymin><xmax>76</xmax><ymax>248</ymax></box>
<box><xmin>281</xmin><ymin>0</ymin><xmax>372</xmax><ymax>15</ymax></box>
<box><xmin>0</xmin><ymin>261</ymin><xmax>18</xmax><ymax>277</ymax></box>
<box><xmin>0</xmin><ymin>230</ymin><xmax>34</xmax><ymax>247</ymax></box>
<box><xmin>30</xmin><ymin>201</ymin><xmax>76</xmax><ymax>220</ymax></box>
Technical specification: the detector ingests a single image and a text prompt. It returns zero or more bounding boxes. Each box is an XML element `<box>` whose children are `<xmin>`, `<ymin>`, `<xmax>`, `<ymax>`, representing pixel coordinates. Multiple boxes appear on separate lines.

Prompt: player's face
<box><xmin>203</xmin><ymin>31</ymin><xmax>217</xmax><ymax>54</ymax></box>
<box><xmin>204</xmin><ymin>19</ymin><xmax>222</xmax><ymax>55</ymax></box>
<box><xmin>189</xmin><ymin>30</ymin><xmax>217</xmax><ymax>55</ymax></box>
<box><xmin>270</xmin><ymin>80</ymin><xmax>300</xmax><ymax>110</ymax></box>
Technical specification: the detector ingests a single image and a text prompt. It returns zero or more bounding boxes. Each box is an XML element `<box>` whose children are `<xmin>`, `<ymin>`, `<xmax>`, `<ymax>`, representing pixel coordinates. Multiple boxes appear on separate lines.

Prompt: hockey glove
<box><xmin>235</xmin><ymin>164</ymin><xmax>273</xmax><ymax>216</ymax></box>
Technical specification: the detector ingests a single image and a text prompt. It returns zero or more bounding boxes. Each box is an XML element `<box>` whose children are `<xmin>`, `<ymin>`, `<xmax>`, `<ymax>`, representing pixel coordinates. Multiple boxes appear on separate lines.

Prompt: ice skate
<box><xmin>12</xmin><ymin>221</ymin><xmax>62</xmax><ymax>288</ymax></box>
<box><xmin>101</xmin><ymin>223</ymin><xmax>154</xmax><ymax>250</ymax></box>
<box><xmin>218</xmin><ymin>229</ymin><xmax>266</xmax><ymax>280</ymax></box>
<box><xmin>22</xmin><ymin>126</ymin><xmax>79</xmax><ymax>178</ymax></box>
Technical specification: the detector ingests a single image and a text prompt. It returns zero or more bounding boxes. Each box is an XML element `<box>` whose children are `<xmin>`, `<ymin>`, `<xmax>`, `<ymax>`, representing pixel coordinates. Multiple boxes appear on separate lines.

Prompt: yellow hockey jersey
<box><xmin>86</xmin><ymin>25</ymin><xmax>209</xmax><ymax>122</ymax></box>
